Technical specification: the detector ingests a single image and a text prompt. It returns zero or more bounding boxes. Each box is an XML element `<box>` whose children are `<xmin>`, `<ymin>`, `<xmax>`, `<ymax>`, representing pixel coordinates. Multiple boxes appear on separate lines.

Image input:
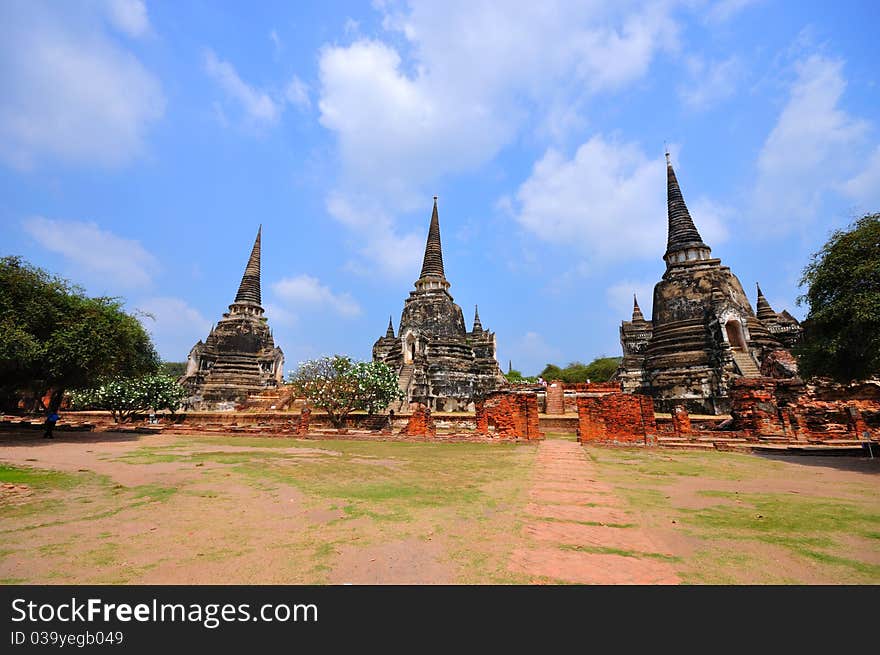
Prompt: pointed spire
<box><xmin>632</xmin><ymin>294</ymin><xmax>645</xmax><ymax>322</ymax></box>
<box><xmin>508</xmin><ymin>360</ymin><xmax>512</xmax><ymax>374</ymax></box>
<box><xmin>472</xmin><ymin>305</ymin><xmax>483</xmax><ymax>333</ymax></box>
<box><xmin>418</xmin><ymin>196</ymin><xmax>446</xmax><ymax>280</ymax></box>
<box><xmin>386</xmin><ymin>316</ymin><xmax>395</xmax><ymax>338</ymax></box>
<box><xmin>665</xmin><ymin>153</ymin><xmax>710</xmax><ymax>262</ymax></box>
<box><xmin>234</xmin><ymin>226</ymin><xmax>262</xmax><ymax>305</ymax></box>
<box><xmin>756</xmin><ymin>283</ymin><xmax>776</xmax><ymax>321</ymax></box>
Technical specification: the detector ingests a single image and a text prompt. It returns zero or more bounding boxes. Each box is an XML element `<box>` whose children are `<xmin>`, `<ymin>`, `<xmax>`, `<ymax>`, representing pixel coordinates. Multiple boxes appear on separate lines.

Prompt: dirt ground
<box><xmin>1</xmin><ymin>430</ymin><xmax>878</xmax><ymax>584</ymax></box>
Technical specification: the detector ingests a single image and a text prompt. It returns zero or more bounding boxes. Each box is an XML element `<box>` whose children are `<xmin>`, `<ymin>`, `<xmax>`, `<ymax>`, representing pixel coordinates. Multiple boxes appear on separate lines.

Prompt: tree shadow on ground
<box><xmin>758</xmin><ymin>452</ymin><xmax>880</xmax><ymax>475</ymax></box>
<box><xmin>0</xmin><ymin>431</ymin><xmax>142</xmax><ymax>448</ymax></box>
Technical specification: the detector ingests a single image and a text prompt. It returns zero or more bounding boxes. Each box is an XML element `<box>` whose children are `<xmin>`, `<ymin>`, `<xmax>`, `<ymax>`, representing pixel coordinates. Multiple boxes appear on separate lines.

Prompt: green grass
<box><xmin>558</xmin><ymin>543</ymin><xmax>682</xmax><ymax>562</ymax></box>
<box><xmin>2</xmin><ymin>435</ymin><xmax>536</xmax><ymax>583</ymax></box>
<box><xmin>685</xmin><ymin>491</ymin><xmax>879</xmax><ymax>539</ymax></box>
<box><xmin>588</xmin><ymin>446</ymin><xmax>880</xmax><ymax>583</ymax></box>
<box><xmin>0</xmin><ymin>463</ymin><xmax>92</xmax><ymax>489</ymax></box>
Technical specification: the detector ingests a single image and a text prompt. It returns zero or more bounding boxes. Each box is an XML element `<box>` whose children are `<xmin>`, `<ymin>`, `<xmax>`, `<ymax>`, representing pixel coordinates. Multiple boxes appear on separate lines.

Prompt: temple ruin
<box><xmin>615</xmin><ymin>154</ymin><xmax>802</xmax><ymax>414</ymax></box>
<box><xmin>373</xmin><ymin>197</ymin><xmax>504</xmax><ymax>411</ymax></box>
<box><xmin>180</xmin><ymin>227</ymin><xmax>284</xmax><ymax>410</ymax></box>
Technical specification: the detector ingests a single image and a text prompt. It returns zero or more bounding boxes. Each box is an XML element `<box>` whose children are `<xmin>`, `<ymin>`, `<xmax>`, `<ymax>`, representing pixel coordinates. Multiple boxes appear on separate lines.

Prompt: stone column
<box><xmin>545</xmin><ymin>381</ymin><xmax>565</xmax><ymax>415</ymax></box>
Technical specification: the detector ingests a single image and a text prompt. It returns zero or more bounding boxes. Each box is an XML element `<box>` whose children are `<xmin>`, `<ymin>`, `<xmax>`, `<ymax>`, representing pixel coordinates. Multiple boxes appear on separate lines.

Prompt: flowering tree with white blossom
<box><xmin>69</xmin><ymin>375</ymin><xmax>186</xmax><ymax>423</ymax></box>
<box><xmin>288</xmin><ymin>356</ymin><xmax>403</xmax><ymax>428</ymax></box>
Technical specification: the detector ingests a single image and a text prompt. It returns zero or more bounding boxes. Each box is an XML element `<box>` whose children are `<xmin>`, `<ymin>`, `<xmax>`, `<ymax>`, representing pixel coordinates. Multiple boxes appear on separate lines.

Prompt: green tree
<box><xmin>0</xmin><ymin>257</ymin><xmax>160</xmax><ymax>412</ymax></box>
<box><xmin>539</xmin><ymin>357</ymin><xmax>622</xmax><ymax>383</ymax></box>
<box><xmin>539</xmin><ymin>364</ymin><xmax>564</xmax><ymax>381</ymax></box>
<box><xmin>70</xmin><ymin>375</ymin><xmax>186</xmax><ymax>423</ymax></box>
<box><xmin>288</xmin><ymin>356</ymin><xmax>404</xmax><ymax>428</ymax></box>
<box><xmin>160</xmin><ymin>361</ymin><xmax>187</xmax><ymax>378</ymax></box>
<box><xmin>795</xmin><ymin>212</ymin><xmax>880</xmax><ymax>381</ymax></box>
<box><xmin>504</xmin><ymin>368</ymin><xmax>538</xmax><ymax>384</ymax></box>
<box><xmin>583</xmin><ymin>357</ymin><xmax>622</xmax><ymax>382</ymax></box>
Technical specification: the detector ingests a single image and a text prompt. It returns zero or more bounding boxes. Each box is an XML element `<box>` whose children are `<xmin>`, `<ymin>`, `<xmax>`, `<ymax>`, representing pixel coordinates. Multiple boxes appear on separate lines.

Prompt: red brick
<box><xmin>576</xmin><ymin>392</ymin><xmax>656</xmax><ymax>444</ymax></box>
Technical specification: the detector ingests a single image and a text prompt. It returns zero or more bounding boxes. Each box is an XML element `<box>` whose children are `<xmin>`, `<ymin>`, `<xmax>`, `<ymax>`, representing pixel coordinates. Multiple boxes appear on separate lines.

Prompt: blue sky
<box><xmin>2</xmin><ymin>0</ymin><xmax>879</xmax><ymax>376</ymax></box>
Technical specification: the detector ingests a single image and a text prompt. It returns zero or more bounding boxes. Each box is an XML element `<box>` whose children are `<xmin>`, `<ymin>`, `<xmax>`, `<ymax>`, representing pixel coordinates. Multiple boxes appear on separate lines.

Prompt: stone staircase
<box><xmin>396</xmin><ymin>363</ymin><xmax>414</xmax><ymax>411</ymax></box>
<box><xmin>242</xmin><ymin>385</ymin><xmax>300</xmax><ymax>411</ymax></box>
<box><xmin>732</xmin><ymin>350</ymin><xmax>761</xmax><ymax>377</ymax></box>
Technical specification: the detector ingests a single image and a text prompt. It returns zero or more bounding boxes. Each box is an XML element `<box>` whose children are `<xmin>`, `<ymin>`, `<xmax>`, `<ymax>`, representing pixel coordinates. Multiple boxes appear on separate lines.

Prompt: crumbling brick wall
<box><xmin>482</xmin><ymin>391</ymin><xmax>543</xmax><ymax>440</ymax></box>
<box><xmin>576</xmin><ymin>392</ymin><xmax>656</xmax><ymax>444</ymax></box>
<box><xmin>731</xmin><ymin>377</ymin><xmax>880</xmax><ymax>440</ymax></box>
<box><xmin>295</xmin><ymin>406</ymin><xmax>311</xmax><ymax>435</ymax></box>
<box><xmin>671</xmin><ymin>404</ymin><xmax>691</xmax><ymax>436</ymax></box>
<box><xmin>475</xmin><ymin>400</ymin><xmax>489</xmax><ymax>434</ymax></box>
<box><xmin>401</xmin><ymin>403</ymin><xmax>436</xmax><ymax>437</ymax></box>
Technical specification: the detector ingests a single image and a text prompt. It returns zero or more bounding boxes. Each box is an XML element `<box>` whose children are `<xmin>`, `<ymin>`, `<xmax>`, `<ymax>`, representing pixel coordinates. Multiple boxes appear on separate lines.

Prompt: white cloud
<box><xmin>104</xmin><ymin>0</ymin><xmax>150</xmax><ymax>38</ymax></box>
<box><xmin>326</xmin><ymin>192</ymin><xmax>424</xmax><ymax>279</ymax></box>
<box><xmin>204</xmin><ymin>49</ymin><xmax>281</xmax><ymax>127</ymax></box>
<box><xmin>22</xmin><ymin>217</ymin><xmax>160</xmax><ymax>289</ymax></box>
<box><xmin>263</xmin><ymin>302</ymin><xmax>298</xmax><ymax>327</ymax></box>
<box><xmin>318</xmin><ymin>2</ymin><xmax>679</xmax><ymax>199</ymax></box>
<box><xmin>752</xmin><ymin>55</ymin><xmax>871</xmax><ymax>230</ymax></box>
<box><xmin>285</xmin><ymin>75</ymin><xmax>311</xmax><ymax>111</ymax></box>
<box><xmin>841</xmin><ymin>145</ymin><xmax>880</xmax><ymax>210</ymax></box>
<box><xmin>508</xmin><ymin>135</ymin><xmax>727</xmax><ymax>263</ymax></box>
<box><xmin>136</xmin><ymin>297</ymin><xmax>211</xmax><ymax>361</ymax></box>
<box><xmin>705</xmin><ymin>0</ymin><xmax>763</xmax><ymax>23</ymax></box>
<box><xmin>679</xmin><ymin>56</ymin><xmax>742</xmax><ymax>110</ymax></box>
<box><xmin>272</xmin><ymin>274</ymin><xmax>362</xmax><ymax>317</ymax></box>
<box><xmin>688</xmin><ymin>197</ymin><xmax>731</xmax><ymax>246</ymax></box>
<box><xmin>269</xmin><ymin>29</ymin><xmax>282</xmax><ymax>57</ymax></box>
<box><xmin>317</xmin><ymin>1</ymin><xmax>681</xmax><ymax>275</ymax></box>
<box><xmin>0</xmin><ymin>1</ymin><xmax>165</xmax><ymax>169</ymax></box>
<box><xmin>343</xmin><ymin>18</ymin><xmax>360</xmax><ymax>35</ymax></box>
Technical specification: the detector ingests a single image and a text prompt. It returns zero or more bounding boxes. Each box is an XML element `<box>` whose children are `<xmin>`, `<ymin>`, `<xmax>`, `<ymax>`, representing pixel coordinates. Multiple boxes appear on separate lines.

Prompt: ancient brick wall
<box><xmin>576</xmin><ymin>393</ymin><xmax>656</xmax><ymax>444</ymax></box>
<box><xmin>671</xmin><ymin>404</ymin><xmax>691</xmax><ymax>436</ymax></box>
<box><xmin>545</xmin><ymin>381</ymin><xmax>565</xmax><ymax>415</ymax></box>
<box><xmin>730</xmin><ymin>378</ymin><xmax>783</xmax><ymax>436</ymax></box>
<box><xmin>401</xmin><ymin>403</ymin><xmax>436</xmax><ymax>437</ymax></box>
<box><xmin>731</xmin><ymin>377</ymin><xmax>880</xmax><ymax>440</ymax></box>
<box><xmin>295</xmin><ymin>406</ymin><xmax>311</xmax><ymax>435</ymax></box>
<box><xmin>482</xmin><ymin>391</ymin><xmax>543</xmax><ymax>440</ymax></box>
<box><xmin>568</xmin><ymin>382</ymin><xmax>623</xmax><ymax>394</ymax></box>
<box><xmin>474</xmin><ymin>400</ymin><xmax>488</xmax><ymax>434</ymax></box>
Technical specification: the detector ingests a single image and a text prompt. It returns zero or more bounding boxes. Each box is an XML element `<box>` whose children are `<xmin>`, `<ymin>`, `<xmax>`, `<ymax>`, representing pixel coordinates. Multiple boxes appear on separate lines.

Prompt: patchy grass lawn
<box><xmin>586</xmin><ymin>448</ymin><xmax>880</xmax><ymax>584</ymax></box>
<box><xmin>0</xmin><ymin>435</ymin><xmax>535</xmax><ymax>584</ymax></box>
<box><xmin>1</xmin><ymin>433</ymin><xmax>877</xmax><ymax>584</ymax></box>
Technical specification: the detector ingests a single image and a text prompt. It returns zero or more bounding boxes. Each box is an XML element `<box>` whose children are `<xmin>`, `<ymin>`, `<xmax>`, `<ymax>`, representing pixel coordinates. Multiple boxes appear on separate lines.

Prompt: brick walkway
<box><xmin>509</xmin><ymin>439</ymin><xmax>680</xmax><ymax>584</ymax></box>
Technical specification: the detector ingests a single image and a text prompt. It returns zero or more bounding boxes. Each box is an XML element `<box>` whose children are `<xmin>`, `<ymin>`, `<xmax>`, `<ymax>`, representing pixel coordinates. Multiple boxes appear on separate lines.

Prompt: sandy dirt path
<box><xmin>509</xmin><ymin>439</ymin><xmax>679</xmax><ymax>584</ymax></box>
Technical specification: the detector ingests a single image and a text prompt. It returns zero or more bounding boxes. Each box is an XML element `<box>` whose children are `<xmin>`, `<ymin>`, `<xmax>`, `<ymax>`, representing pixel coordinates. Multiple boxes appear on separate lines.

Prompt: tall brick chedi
<box><xmin>181</xmin><ymin>227</ymin><xmax>284</xmax><ymax>409</ymax></box>
<box><xmin>615</xmin><ymin>154</ymin><xmax>801</xmax><ymax>414</ymax></box>
<box><xmin>373</xmin><ymin>197</ymin><xmax>504</xmax><ymax>411</ymax></box>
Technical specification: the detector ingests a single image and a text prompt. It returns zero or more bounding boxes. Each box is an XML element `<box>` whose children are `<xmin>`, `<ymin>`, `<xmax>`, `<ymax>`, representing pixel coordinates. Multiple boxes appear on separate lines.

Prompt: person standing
<box><xmin>43</xmin><ymin>410</ymin><xmax>59</xmax><ymax>439</ymax></box>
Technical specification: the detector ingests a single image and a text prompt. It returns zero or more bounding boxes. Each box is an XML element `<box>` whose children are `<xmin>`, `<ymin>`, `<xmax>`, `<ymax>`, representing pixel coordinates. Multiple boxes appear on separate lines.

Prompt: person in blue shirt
<box><xmin>43</xmin><ymin>411</ymin><xmax>59</xmax><ymax>439</ymax></box>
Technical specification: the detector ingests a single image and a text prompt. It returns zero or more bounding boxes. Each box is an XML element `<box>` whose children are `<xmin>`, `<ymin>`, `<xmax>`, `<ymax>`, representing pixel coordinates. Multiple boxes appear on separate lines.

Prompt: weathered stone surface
<box><xmin>180</xmin><ymin>227</ymin><xmax>284</xmax><ymax>410</ymax></box>
<box><xmin>373</xmin><ymin>198</ymin><xmax>504</xmax><ymax>411</ymax></box>
<box><xmin>615</xmin><ymin>156</ymin><xmax>801</xmax><ymax>414</ymax></box>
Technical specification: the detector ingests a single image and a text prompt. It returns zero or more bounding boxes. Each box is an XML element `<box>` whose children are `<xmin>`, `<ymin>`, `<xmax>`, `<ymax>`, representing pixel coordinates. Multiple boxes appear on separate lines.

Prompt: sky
<box><xmin>1</xmin><ymin>0</ymin><xmax>879</xmax><ymax>376</ymax></box>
